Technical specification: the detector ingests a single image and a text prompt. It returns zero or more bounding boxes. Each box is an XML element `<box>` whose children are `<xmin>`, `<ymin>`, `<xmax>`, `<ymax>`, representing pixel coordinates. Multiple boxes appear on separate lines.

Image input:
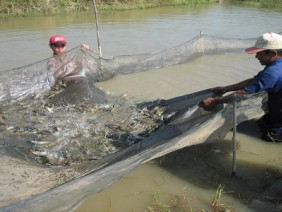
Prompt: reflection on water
<box><xmin>1</xmin><ymin>4</ymin><xmax>282</xmax><ymax>71</ymax></box>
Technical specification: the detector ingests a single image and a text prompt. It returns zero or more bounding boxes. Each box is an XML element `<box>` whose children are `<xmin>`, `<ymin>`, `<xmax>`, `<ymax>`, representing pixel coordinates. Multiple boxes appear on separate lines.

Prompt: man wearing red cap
<box><xmin>49</xmin><ymin>34</ymin><xmax>67</xmax><ymax>56</ymax></box>
<box><xmin>47</xmin><ymin>35</ymin><xmax>89</xmax><ymax>86</ymax></box>
<box><xmin>46</xmin><ymin>35</ymin><xmax>110</xmax><ymax>105</ymax></box>
<box><xmin>202</xmin><ymin>32</ymin><xmax>282</xmax><ymax>142</ymax></box>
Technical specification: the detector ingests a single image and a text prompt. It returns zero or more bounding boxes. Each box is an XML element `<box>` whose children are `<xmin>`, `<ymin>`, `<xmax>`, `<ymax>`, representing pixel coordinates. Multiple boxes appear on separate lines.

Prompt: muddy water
<box><xmin>1</xmin><ymin>2</ymin><xmax>282</xmax><ymax>211</ymax></box>
<box><xmin>76</xmin><ymin>54</ymin><xmax>282</xmax><ymax>211</ymax></box>
<box><xmin>1</xmin><ymin>4</ymin><xmax>282</xmax><ymax>71</ymax></box>
<box><xmin>96</xmin><ymin>54</ymin><xmax>260</xmax><ymax>101</ymax></box>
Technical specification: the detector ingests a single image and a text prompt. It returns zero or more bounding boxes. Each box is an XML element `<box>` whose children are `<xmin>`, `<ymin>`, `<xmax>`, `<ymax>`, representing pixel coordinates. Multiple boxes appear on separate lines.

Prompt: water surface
<box><xmin>1</xmin><ymin>3</ymin><xmax>282</xmax><ymax>211</ymax></box>
<box><xmin>1</xmin><ymin>4</ymin><xmax>282</xmax><ymax>71</ymax></box>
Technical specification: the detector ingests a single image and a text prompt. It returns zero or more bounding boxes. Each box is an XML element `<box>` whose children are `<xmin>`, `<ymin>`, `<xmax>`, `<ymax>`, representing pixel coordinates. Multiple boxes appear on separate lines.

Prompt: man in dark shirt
<box><xmin>202</xmin><ymin>32</ymin><xmax>282</xmax><ymax>142</ymax></box>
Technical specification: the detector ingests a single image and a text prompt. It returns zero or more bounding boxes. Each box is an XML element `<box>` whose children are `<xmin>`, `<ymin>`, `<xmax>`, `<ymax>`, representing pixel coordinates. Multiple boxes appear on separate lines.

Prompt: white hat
<box><xmin>245</xmin><ymin>32</ymin><xmax>282</xmax><ymax>54</ymax></box>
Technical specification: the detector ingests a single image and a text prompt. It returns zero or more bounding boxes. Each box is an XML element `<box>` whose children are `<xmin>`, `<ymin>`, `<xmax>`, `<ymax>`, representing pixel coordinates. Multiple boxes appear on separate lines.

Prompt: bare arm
<box><xmin>214</xmin><ymin>78</ymin><xmax>254</xmax><ymax>94</ymax></box>
<box><xmin>203</xmin><ymin>90</ymin><xmax>248</xmax><ymax>107</ymax></box>
<box><xmin>202</xmin><ymin>78</ymin><xmax>254</xmax><ymax>108</ymax></box>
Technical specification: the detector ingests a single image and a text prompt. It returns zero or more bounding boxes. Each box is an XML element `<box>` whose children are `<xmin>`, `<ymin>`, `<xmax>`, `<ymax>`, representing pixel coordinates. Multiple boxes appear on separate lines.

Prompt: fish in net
<box><xmin>0</xmin><ymin>34</ymin><xmax>270</xmax><ymax>211</ymax></box>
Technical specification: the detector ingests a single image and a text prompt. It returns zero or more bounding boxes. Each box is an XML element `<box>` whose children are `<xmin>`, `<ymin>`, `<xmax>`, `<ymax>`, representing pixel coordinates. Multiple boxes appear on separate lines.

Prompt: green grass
<box><xmin>145</xmin><ymin>191</ymin><xmax>193</xmax><ymax>212</ymax></box>
<box><xmin>0</xmin><ymin>0</ymin><xmax>216</xmax><ymax>17</ymax></box>
<box><xmin>224</xmin><ymin>0</ymin><xmax>282</xmax><ymax>9</ymax></box>
<box><xmin>0</xmin><ymin>0</ymin><xmax>93</xmax><ymax>17</ymax></box>
<box><xmin>145</xmin><ymin>185</ymin><xmax>233</xmax><ymax>212</ymax></box>
<box><xmin>211</xmin><ymin>184</ymin><xmax>232</xmax><ymax>212</ymax></box>
<box><xmin>1</xmin><ymin>0</ymin><xmax>281</xmax><ymax>17</ymax></box>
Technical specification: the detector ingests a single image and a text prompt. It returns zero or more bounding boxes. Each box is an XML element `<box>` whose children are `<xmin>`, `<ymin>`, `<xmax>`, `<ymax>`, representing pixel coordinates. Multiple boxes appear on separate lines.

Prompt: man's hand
<box><xmin>235</xmin><ymin>90</ymin><xmax>247</xmax><ymax>97</ymax></box>
<box><xmin>81</xmin><ymin>44</ymin><xmax>89</xmax><ymax>50</ymax></box>
<box><xmin>202</xmin><ymin>97</ymin><xmax>219</xmax><ymax>108</ymax></box>
<box><xmin>202</xmin><ymin>89</ymin><xmax>247</xmax><ymax>108</ymax></box>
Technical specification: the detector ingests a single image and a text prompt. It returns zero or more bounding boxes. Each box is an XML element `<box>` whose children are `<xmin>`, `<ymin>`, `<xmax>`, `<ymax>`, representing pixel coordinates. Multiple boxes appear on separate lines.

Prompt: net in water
<box><xmin>0</xmin><ymin>34</ymin><xmax>269</xmax><ymax>212</ymax></box>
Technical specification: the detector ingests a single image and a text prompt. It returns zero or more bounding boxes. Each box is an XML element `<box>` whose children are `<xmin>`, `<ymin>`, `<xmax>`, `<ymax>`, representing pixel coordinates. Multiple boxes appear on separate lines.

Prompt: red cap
<box><xmin>49</xmin><ymin>35</ymin><xmax>67</xmax><ymax>45</ymax></box>
<box><xmin>245</xmin><ymin>47</ymin><xmax>265</xmax><ymax>54</ymax></box>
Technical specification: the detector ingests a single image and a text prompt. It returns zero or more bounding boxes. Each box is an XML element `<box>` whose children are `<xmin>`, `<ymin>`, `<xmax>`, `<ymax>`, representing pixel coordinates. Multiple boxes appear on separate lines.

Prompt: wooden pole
<box><xmin>200</xmin><ymin>31</ymin><xmax>204</xmax><ymax>55</ymax></box>
<box><xmin>92</xmin><ymin>0</ymin><xmax>102</xmax><ymax>58</ymax></box>
<box><xmin>232</xmin><ymin>97</ymin><xmax>237</xmax><ymax>176</ymax></box>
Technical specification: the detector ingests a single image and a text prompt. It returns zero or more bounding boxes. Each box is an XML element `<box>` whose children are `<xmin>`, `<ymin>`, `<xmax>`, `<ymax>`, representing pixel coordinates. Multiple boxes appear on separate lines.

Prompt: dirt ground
<box><xmin>0</xmin><ymin>145</ymin><xmax>81</xmax><ymax>208</ymax></box>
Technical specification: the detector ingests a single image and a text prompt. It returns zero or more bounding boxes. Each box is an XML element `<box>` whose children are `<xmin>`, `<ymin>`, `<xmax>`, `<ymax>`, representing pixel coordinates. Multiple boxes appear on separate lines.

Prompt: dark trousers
<box><xmin>257</xmin><ymin>114</ymin><xmax>282</xmax><ymax>143</ymax></box>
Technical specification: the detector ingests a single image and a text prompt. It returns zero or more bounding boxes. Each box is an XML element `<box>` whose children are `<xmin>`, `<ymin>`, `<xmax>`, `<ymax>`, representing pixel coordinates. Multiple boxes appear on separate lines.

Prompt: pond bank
<box><xmin>0</xmin><ymin>0</ymin><xmax>217</xmax><ymax>18</ymax></box>
<box><xmin>2</xmin><ymin>0</ymin><xmax>282</xmax><ymax>18</ymax></box>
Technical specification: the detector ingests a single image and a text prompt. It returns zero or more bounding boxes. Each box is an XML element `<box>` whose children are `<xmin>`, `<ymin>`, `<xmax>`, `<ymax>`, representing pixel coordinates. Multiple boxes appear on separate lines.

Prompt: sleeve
<box><xmin>244</xmin><ymin>67</ymin><xmax>278</xmax><ymax>94</ymax></box>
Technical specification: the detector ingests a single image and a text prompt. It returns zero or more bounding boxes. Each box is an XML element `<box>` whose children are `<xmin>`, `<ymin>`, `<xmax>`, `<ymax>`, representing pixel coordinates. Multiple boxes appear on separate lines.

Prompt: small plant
<box><xmin>145</xmin><ymin>187</ymin><xmax>235</xmax><ymax>212</ymax></box>
<box><xmin>146</xmin><ymin>191</ymin><xmax>193</xmax><ymax>212</ymax></box>
<box><xmin>211</xmin><ymin>184</ymin><xmax>231</xmax><ymax>212</ymax></box>
<box><xmin>146</xmin><ymin>192</ymin><xmax>171</xmax><ymax>212</ymax></box>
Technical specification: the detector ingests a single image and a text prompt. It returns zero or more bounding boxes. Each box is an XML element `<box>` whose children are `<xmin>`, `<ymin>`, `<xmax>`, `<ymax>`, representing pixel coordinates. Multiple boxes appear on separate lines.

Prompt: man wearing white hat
<box><xmin>202</xmin><ymin>32</ymin><xmax>282</xmax><ymax>142</ymax></box>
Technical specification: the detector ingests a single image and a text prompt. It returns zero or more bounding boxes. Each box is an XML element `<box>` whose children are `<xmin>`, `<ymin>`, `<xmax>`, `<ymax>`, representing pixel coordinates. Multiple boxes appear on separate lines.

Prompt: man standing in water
<box><xmin>202</xmin><ymin>32</ymin><xmax>282</xmax><ymax>142</ymax></box>
<box><xmin>47</xmin><ymin>35</ymin><xmax>113</xmax><ymax>86</ymax></box>
<box><xmin>48</xmin><ymin>34</ymin><xmax>90</xmax><ymax>86</ymax></box>
<box><xmin>47</xmin><ymin>35</ymin><xmax>109</xmax><ymax>105</ymax></box>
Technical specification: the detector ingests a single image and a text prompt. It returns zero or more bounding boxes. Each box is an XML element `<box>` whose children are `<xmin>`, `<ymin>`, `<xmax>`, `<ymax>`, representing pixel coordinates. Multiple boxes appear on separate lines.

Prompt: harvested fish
<box><xmin>1</xmin><ymin>86</ymin><xmax>167</xmax><ymax>166</ymax></box>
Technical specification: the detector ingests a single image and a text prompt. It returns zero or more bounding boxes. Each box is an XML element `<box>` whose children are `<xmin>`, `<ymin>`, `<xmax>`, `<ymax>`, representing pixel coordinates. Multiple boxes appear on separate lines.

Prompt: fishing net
<box><xmin>0</xmin><ymin>34</ymin><xmax>255</xmax><ymax>104</ymax></box>
<box><xmin>0</xmin><ymin>34</ymin><xmax>257</xmax><ymax>166</ymax></box>
<box><xmin>0</xmin><ymin>34</ymin><xmax>269</xmax><ymax>211</ymax></box>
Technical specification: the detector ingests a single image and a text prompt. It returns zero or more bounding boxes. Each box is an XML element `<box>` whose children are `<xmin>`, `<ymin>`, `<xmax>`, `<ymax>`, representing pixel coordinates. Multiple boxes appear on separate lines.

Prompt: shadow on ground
<box><xmin>154</xmin><ymin>120</ymin><xmax>282</xmax><ymax>212</ymax></box>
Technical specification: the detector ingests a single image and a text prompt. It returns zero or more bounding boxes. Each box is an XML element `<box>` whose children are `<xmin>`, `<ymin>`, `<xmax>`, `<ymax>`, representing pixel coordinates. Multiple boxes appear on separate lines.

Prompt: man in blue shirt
<box><xmin>202</xmin><ymin>32</ymin><xmax>282</xmax><ymax>142</ymax></box>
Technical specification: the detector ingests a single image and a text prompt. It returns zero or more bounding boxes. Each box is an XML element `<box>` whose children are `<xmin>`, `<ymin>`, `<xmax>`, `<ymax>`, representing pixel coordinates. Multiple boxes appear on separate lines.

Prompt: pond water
<box><xmin>1</xmin><ymin>3</ymin><xmax>282</xmax><ymax>71</ymax></box>
<box><xmin>1</xmin><ymin>2</ymin><xmax>282</xmax><ymax>211</ymax></box>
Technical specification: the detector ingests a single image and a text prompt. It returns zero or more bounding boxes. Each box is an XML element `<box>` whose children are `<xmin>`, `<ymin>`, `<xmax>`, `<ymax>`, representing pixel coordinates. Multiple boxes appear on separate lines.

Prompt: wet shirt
<box><xmin>244</xmin><ymin>58</ymin><xmax>282</xmax><ymax>133</ymax></box>
<box><xmin>47</xmin><ymin>53</ymin><xmax>86</xmax><ymax>86</ymax></box>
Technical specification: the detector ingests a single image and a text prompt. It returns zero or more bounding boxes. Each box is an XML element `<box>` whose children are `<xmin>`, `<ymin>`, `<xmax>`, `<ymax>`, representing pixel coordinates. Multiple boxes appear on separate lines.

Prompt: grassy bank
<box><xmin>0</xmin><ymin>0</ymin><xmax>281</xmax><ymax>17</ymax></box>
<box><xmin>225</xmin><ymin>0</ymin><xmax>282</xmax><ymax>9</ymax></box>
<box><xmin>0</xmin><ymin>0</ymin><xmax>216</xmax><ymax>17</ymax></box>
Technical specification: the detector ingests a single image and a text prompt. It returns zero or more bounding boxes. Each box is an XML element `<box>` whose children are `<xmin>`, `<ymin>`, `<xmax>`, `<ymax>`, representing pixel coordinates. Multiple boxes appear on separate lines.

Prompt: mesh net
<box><xmin>0</xmin><ymin>34</ymin><xmax>270</xmax><ymax>211</ymax></box>
<box><xmin>0</xmin><ymin>34</ymin><xmax>258</xmax><ymax>166</ymax></box>
<box><xmin>0</xmin><ymin>34</ymin><xmax>256</xmax><ymax>104</ymax></box>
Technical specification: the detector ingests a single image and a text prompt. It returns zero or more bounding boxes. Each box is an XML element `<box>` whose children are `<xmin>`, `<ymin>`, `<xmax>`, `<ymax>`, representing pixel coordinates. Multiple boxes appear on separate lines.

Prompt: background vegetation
<box><xmin>225</xmin><ymin>0</ymin><xmax>282</xmax><ymax>9</ymax></box>
<box><xmin>0</xmin><ymin>0</ymin><xmax>215</xmax><ymax>17</ymax></box>
<box><xmin>0</xmin><ymin>0</ymin><xmax>281</xmax><ymax>17</ymax></box>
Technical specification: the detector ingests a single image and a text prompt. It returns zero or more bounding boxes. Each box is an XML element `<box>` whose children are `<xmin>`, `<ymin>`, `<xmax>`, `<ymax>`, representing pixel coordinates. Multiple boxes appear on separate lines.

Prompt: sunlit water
<box><xmin>96</xmin><ymin>54</ymin><xmax>260</xmax><ymax>101</ymax></box>
<box><xmin>1</xmin><ymin>2</ymin><xmax>282</xmax><ymax>211</ymax></box>
<box><xmin>1</xmin><ymin>4</ymin><xmax>282</xmax><ymax>71</ymax></box>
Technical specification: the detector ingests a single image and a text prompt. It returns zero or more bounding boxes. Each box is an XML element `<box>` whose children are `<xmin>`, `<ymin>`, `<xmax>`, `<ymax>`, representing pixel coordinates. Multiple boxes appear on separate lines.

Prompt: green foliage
<box><xmin>211</xmin><ymin>184</ymin><xmax>232</xmax><ymax>212</ymax></box>
<box><xmin>145</xmin><ymin>192</ymin><xmax>195</xmax><ymax>212</ymax></box>
<box><xmin>224</xmin><ymin>0</ymin><xmax>282</xmax><ymax>8</ymax></box>
<box><xmin>0</xmin><ymin>0</ymin><xmax>92</xmax><ymax>17</ymax></box>
<box><xmin>0</xmin><ymin>0</ymin><xmax>214</xmax><ymax>17</ymax></box>
<box><xmin>0</xmin><ymin>0</ymin><xmax>281</xmax><ymax>17</ymax></box>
